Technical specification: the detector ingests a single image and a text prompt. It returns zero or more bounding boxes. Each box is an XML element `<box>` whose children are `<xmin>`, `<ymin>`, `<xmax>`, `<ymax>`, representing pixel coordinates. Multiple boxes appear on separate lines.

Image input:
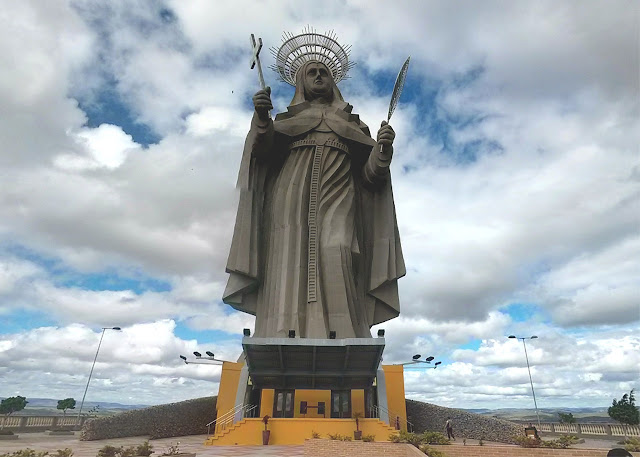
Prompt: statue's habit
<box><xmin>223</xmin><ymin>60</ymin><xmax>405</xmax><ymax>338</ymax></box>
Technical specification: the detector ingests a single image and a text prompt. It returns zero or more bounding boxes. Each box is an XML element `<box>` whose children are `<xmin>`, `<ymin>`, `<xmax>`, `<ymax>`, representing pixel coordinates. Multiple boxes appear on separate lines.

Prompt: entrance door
<box><xmin>331</xmin><ymin>390</ymin><xmax>351</xmax><ymax>418</ymax></box>
<box><xmin>273</xmin><ymin>390</ymin><xmax>295</xmax><ymax>418</ymax></box>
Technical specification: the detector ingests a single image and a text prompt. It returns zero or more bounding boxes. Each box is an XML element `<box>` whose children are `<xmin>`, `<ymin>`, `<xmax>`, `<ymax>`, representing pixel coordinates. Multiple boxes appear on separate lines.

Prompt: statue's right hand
<box><xmin>253</xmin><ymin>87</ymin><xmax>272</xmax><ymax>121</ymax></box>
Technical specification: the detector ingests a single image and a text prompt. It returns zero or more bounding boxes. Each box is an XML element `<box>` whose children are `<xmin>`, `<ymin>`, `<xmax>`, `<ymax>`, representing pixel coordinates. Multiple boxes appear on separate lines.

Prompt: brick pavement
<box><xmin>0</xmin><ymin>433</ymin><xmax>304</xmax><ymax>457</ymax></box>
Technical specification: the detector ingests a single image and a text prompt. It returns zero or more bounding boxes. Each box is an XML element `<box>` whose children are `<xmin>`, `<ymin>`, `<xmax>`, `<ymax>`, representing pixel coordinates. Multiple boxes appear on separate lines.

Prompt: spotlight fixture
<box><xmin>179</xmin><ymin>355</ymin><xmax>187</xmax><ymax>361</ymax></box>
<box><xmin>329</xmin><ymin>331</ymin><xmax>336</xmax><ymax>339</ymax></box>
<box><xmin>412</xmin><ymin>354</ymin><xmax>421</xmax><ymax>360</ymax></box>
<box><xmin>377</xmin><ymin>329</ymin><xmax>385</xmax><ymax>337</ymax></box>
<box><xmin>425</xmin><ymin>356</ymin><xmax>434</xmax><ymax>362</ymax></box>
<box><xmin>243</xmin><ymin>328</ymin><xmax>251</xmax><ymax>337</ymax></box>
<box><xmin>206</xmin><ymin>351</ymin><xmax>214</xmax><ymax>357</ymax></box>
<box><xmin>288</xmin><ymin>329</ymin><xmax>296</xmax><ymax>338</ymax></box>
<box><xmin>193</xmin><ymin>351</ymin><xmax>202</xmax><ymax>357</ymax></box>
<box><xmin>435</xmin><ymin>361</ymin><xmax>442</xmax><ymax>366</ymax></box>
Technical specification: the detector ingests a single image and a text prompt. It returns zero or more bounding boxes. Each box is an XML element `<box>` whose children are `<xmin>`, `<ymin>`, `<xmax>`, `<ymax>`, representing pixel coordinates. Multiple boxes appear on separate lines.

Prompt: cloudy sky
<box><xmin>1</xmin><ymin>0</ymin><xmax>638</xmax><ymax>411</ymax></box>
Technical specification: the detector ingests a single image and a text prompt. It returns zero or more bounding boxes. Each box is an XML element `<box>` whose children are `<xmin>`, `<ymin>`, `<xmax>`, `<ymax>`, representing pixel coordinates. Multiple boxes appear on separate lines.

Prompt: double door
<box><xmin>331</xmin><ymin>390</ymin><xmax>351</xmax><ymax>418</ymax></box>
<box><xmin>273</xmin><ymin>389</ymin><xmax>295</xmax><ymax>418</ymax></box>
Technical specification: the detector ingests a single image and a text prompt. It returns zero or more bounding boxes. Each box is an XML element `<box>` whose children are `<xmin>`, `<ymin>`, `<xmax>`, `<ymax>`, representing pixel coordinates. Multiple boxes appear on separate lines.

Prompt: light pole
<box><xmin>76</xmin><ymin>326</ymin><xmax>121</xmax><ymax>426</ymax></box>
<box><xmin>509</xmin><ymin>335</ymin><xmax>540</xmax><ymax>427</ymax></box>
<box><xmin>400</xmin><ymin>354</ymin><xmax>442</xmax><ymax>368</ymax></box>
<box><xmin>179</xmin><ymin>350</ymin><xmax>227</xmax><ymax>365</ymax></box>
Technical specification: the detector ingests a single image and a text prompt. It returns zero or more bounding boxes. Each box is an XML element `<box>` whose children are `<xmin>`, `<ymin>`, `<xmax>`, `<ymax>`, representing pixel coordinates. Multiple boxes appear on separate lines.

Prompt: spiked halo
<box><xmin>270</xmin><ymin>26</ymin><xmax>354</xmax><ymax>86</ymax></box>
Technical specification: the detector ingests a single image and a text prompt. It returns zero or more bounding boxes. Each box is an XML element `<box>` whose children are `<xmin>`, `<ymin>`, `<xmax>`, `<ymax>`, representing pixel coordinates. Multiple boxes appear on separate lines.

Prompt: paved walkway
<box><xmin>0</xmin><ymin>433</ymin><xmax>304</xmax><ymax>457</ymax></box>
<box><xmin>1</xmin><ymin>432</ymin><xmax>624</xmax><ymax>456</ymax></box>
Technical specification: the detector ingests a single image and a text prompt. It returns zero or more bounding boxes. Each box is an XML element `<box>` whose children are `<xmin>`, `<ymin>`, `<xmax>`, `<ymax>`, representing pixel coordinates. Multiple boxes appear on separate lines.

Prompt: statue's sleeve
<box><xmin>223</xmin><ymin>112</ymin><xmax>274</xmax><ymax>315</ymax></box>
<box><xmin>249</xmin><ymin>113</ymin><xmax>274</xmax><ymax>161</ymax></box>
<box><xmin>362</xmin><ymin>143</ymin><xmax>392</xmax><ymax>186</ymax></box>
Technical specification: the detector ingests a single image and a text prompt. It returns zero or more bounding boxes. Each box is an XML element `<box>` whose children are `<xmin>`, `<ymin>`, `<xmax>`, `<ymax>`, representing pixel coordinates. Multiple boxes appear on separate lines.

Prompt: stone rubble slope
<box><xmin>406</xmin><ymin>399</ymin><xmax>525</xmax><ymax>443</ymax></box>
<box><xmin>81</xmin><ymin>396</ymin><xmax>217</xmax><ymax>440</ymax></box>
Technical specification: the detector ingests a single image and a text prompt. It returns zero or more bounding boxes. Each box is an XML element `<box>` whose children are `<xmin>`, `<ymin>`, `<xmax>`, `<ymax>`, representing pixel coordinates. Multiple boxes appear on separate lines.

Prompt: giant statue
<box><xmin>223</xmin><ymin>30</ymin><xmax>405</xmax><ymax>339</ymax></box>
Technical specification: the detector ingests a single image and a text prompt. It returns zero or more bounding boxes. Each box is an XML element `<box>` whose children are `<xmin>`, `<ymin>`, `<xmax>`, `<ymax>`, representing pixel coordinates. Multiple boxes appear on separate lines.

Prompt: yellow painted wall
<box><xmin>294</xmin><ymin>389</ymin><xmax>331</xmax><ymax>418</ymax></box>
<box><xmin>206</xmin><ymin>417</ymin><xmax>398</xmax><ymax>445</ymax></box>
<box><xmin>215</xmin><ymin>361</ymin><xmax>243</xmax><ymax>434</ymax></box>
<box><xmin>382</xmin><ymin>364</ymin><xmax>407</xmax><ymax>431</ymax></box>
<box><xmin>260</xmin><ymin>388</ymin><xmax>274</xmax><ymax>417</ymax></box>
<box><xmin>351</xmin><ymin>389</ymin><xmax>365</xmax><ymax>417</ymax></box>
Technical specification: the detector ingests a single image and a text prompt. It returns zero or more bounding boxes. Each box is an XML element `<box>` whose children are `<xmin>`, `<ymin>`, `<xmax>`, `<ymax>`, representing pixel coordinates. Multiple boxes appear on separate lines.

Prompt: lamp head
<box><xmin>193</xmin><ymin>351</ymin><xmax>202</xmax><ymax>357</ymax></box>
<box><xmin>179</xmin><ymin>355</ymin><xmax>187</xmax><ymax>361</ymax></box>
<box><xmin>425</xmin><ymin>356</ymin><xmax>434</xmax><ymax>362</ymax></box>
<box><xmin>206</xmin><ymin>351</ymin><xmax>214</xmax><ymax>357</ymax></box>
<box><xmin>435</xmin><ymin>361</ymin><xmax>442</xmax><ymax>366</ymax></box>
<box><xmin>112</xmin><ymin>327</ymin><xmax>121</xmax><ymax>330</ymax></box>
<box><xmin>412</xmin><ymin>354</ymin><xmax>421</xmax><ymax>360</ymax></box>
<box><xmin>531</xmin><ymin>335</ymin><xmax>538</xmax><ymax>339</ymax></box>
<box><xmin>508</xmin><ymin>335</ymin><xmax>516</xmax><ymax>339</ymax></box>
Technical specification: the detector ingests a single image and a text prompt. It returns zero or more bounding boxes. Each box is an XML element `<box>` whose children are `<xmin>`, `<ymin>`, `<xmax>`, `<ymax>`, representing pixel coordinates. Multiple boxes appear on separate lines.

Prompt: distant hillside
<box><xmin>0</xmin><ymin>397</ymin><xmax>149</xmax><ymax>416</ymax></box>
<box><xmin>467</xmin><ymin>406</ymin><xmax>611</xmax><ymax>423</ymax></box>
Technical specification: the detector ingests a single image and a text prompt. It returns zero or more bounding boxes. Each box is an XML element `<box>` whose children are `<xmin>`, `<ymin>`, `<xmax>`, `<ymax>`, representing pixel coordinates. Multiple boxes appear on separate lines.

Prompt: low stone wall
<box><xmin>81</xmin><ymin>396</ymin><xmax>216</xmax><ymax>440</ymax></box>
<box><xmin>304</xmin><ymin>439</ymin><xmax>424</xmax><ymax>457</ymax></box>
<box><xmin>406</xmin><ymin>399</ymin><xmax>524</xmax><ymax>444</ymax></box>
<box><xmin>429</xmin><ymin>444</ymin><xmax>640</xmax><ymax>457</ymax></box>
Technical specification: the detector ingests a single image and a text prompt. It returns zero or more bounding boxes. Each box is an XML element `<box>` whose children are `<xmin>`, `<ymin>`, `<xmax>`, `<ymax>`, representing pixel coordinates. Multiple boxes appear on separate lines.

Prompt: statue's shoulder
<box><xmin>274</xmin><ymin>101</ymin><xmax>312</xmax><ymax>121</ymax></box>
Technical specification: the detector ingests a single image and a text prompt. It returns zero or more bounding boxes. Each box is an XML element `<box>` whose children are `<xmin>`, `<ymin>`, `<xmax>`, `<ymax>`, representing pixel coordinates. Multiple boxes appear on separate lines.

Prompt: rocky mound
<box><xmin>81</xmin><ymin>396</ymin><xmax>216</xmax><ymax>441</ymax></box>
<box><xmin>406</xmin><ymin>399</ymin><xmax>524</xmax><ymax>443</ymax></box>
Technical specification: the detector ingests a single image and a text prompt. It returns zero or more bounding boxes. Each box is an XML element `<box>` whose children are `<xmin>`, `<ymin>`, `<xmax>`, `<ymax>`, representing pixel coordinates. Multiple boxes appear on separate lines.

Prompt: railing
<box><xmin>535</xmin><ymin>422</ymin><xmax>640</xmax><ymax>437</ymax></box>
<box><xmin>206</xmin><ymin>404</ymin><xmax>257</xmax><ymax>435</ymax></box>
<box><xmin>371</xmin><ymin>405</ymin><xmax>414</xmax><ymax>432</ymax></box>
<box><xmin>0</xmin><ymin>416</ymin><xmax>88</xmax><ymax>431</ymax></box>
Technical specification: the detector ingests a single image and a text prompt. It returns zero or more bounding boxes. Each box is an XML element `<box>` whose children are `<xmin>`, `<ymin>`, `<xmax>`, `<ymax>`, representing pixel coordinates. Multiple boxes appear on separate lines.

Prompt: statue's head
<box><xmin>290</xmin><ymin>60</ymin><xmax>344</xmax><ymax>106</ymax></box>
<box><xmin>302</xmin><ymin>61</ymin><xmax>333</xmax><ymax>100</ymax></box>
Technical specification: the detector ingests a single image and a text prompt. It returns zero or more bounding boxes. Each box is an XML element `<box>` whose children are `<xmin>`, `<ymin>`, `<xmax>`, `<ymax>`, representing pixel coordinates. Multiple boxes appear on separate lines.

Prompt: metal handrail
<box><xmin>372</xmin><ymin>405</ymin><xmax>414</xmax><ymax>432</ymax></box>
<box><xmin>216</xmin><ymin>404</ymin><xmax>257</xmax><ymax>433</ymax></box>
<box><xmin>206</xmin><ymin>403</ymin><xmax>244</xmax><ymax>435</ymax></box>
<box><xmin>206</xmin><ymin>403</ymin><xmax>258</xmax><ymax>435</ymax></box>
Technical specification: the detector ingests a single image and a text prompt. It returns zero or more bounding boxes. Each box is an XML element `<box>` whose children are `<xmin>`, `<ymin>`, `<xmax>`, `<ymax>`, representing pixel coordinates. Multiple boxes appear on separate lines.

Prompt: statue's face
<box><xmin>303</xmin><ymin>63</ymin><xmax>332</xmax><ymax>99</ymax></box>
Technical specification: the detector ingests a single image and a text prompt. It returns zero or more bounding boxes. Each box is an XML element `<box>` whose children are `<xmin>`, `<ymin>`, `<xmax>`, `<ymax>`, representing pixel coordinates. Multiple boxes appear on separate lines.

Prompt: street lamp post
<box><xmin>509</xmin><ymin>335</ymin><xmax>540</xmax><ymax>427</ymax></box>
<box><xmin>400</xmin><ymin>354</ymin><xmax>442</xmax><ymax>368</ymax></box>
<box><xmin>179</xmin><ymin>351</ymin><xmax>227</xmax><ymax>365</ymax></box>
<box><xmin>76</xmin><ymin>326</ymin><xmax>121</xmax><ymax>427</ymax></box>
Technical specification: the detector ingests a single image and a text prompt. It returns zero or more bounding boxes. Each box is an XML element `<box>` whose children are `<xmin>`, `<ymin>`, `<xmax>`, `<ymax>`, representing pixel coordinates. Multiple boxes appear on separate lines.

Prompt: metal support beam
<box><xmin>233</xmin><ymin>364</ymin><xmax>250</xmax><ymax>424</ymax></box>
<box><xmin>376</xmin><ymin>367</ymin><xmax>389</xmax><ymax>425</ymax></box>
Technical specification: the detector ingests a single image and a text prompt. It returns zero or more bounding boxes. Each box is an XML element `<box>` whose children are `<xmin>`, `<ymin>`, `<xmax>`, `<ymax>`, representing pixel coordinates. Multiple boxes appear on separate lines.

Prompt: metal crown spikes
<box><xmin>270</xmin><ymin>26</ymin><xmax>355</xmax><ymax>86</ymax></box>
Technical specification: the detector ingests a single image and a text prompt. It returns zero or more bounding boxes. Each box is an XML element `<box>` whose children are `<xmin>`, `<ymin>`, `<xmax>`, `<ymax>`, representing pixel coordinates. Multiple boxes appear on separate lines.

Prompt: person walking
<box><xmin>445</xmin><ymin>418</ymin><xmax>455</xmax><ymax>440</ymax></box>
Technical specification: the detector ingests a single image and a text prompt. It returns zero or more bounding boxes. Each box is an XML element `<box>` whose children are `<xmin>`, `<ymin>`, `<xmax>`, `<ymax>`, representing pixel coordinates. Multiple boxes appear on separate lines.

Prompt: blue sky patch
<box><xmin>500</xmin><ymin>302</ymin><xmax>550</xmax><ymax>324</ymax></box>
<box><xmin>460</xmin><ymin>338</ymin><xmax>482</xmax><ymax>351</ymax></box>
<box><xmin>56</xmin><ymin>271</ymin><xmax>171</xmax><ymax>294</ymax></box>
<box><xmin>0</xmin><ymin>309</ymin><xmax>56</xmax><ymax>335</ymax></box>
<box><xmin>76</xmin><ymin>78</ymin><xmax>161</xmax><ymax>147</ymax></box>
<box><xmin>4</xmin><ymin>243</ymin><xmax>171</xmax><ymax>294</ymax></box>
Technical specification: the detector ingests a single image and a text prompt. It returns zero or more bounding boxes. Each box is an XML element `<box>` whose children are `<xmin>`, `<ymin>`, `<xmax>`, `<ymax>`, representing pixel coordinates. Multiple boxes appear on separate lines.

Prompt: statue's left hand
<box><xmin>377</xmin><ymin>121</ymin><xmax>395</xmax><ymax>156</ymax></box>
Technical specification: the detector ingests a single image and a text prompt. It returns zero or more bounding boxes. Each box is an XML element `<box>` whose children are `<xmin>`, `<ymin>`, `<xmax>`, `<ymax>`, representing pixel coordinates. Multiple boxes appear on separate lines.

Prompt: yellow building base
<box><xmin>205</xmin><ymin>417</ymin><xmax>398</xmax><ymax>445</ymax></box>
<box><xmin>208</xmin><ymin>359</ymin><xmax>407</xmax><ymax>446</ymax></box>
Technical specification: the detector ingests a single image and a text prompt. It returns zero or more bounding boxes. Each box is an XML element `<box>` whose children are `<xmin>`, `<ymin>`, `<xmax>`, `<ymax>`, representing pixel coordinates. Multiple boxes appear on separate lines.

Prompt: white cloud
<box><xmin>0</xmin><ymin>0</ymin><xmax>638</xmax><ymax>407</ymax></box>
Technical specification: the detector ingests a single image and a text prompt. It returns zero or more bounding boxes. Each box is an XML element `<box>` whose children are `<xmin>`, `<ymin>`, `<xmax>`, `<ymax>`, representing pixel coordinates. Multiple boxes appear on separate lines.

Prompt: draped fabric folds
<box><xmin>223</xmin><ymin>63</ymin><xmax>405</xmax><ymax>338</ymax></box>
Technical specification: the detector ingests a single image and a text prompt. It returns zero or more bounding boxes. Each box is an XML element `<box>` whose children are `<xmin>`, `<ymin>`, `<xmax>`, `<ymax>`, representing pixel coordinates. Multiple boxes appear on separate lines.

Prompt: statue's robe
<box><xmin>223</xmin><ymin>100</ymin><xmax>405</xmax><ymax>338</ymax></box>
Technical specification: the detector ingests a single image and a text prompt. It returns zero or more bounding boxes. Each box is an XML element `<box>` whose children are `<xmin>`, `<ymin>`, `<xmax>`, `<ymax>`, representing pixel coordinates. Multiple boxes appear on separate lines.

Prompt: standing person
<box><xmin>446</xmin><ymin>418</ymin><xmax>455</xmax><ymax>440</ymax></box>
